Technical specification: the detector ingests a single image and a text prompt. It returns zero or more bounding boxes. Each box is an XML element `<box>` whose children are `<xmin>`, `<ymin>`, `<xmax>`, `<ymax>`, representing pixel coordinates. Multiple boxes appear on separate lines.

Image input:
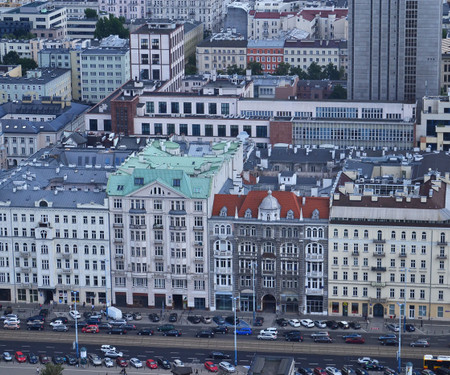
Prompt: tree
<box><xmin>84</xmin><ymin>8</ymin><xmax>98</xmax><ymax>19</ymax></box>
<box><xmin>40</xmin><ymin>363</ymin><xmax>64</xmax><ymax>375</ymax></box>
<box><xmin>247</xmin><ymin>61</ymin><xmax>263</xmax><ymax>75</ymax></box>
<box><xmin>443</xmin><ymin>29</ymin><xmax>448</xmax><ymax>39</ymax></box>
<box><xmin>185</xmin><ymin>54</ymin><xmax>197</xmax><ymax>75</ymax></box>
<box><xmin>226</xmin><ymin>64</ymin><xmax>245</xmax><ymax>75</ymax></box>
<box><xmin>273</xmin><ymin>62</ymin><xmax>290</xmax><ymax>76</ymax></box>
<box><xmin>289</xmin><ymin>66</ymin><xmax>308</xmax><ymax>79</ymax></box>
<box><xmin>323</xmin><ymin>63</ymin><xmax>340</xmax><ymax>80</ymax></box>
<box><xmin>94</xmin><ymin>14</ymin><xmax>129</xmax><ymax>39</ymax></box>
<box><xmin>2</xmin><ymin>51</ymin><xmax>20</xmax><ymax>65</ymax></box>
<box><xmin>19</xmin><ymin>58</ymin><xmax>37</xmax><ymax>73</ymax></box>
<box><xmin>307</xmin><ymin>61</ymin><xmax>323</xmax><ymax>80</ymax></box>
<box><xmin>329</xmin><ymin>84</ymin><xmax>347</xmax><ymax>99</ymax></box>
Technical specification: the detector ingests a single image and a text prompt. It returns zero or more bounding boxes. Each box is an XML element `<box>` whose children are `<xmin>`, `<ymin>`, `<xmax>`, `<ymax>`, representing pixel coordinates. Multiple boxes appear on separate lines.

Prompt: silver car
<box><xmin>88</xmin><ymin>354</ymin><xmax>102</xmax><ymax>366</ymax></box>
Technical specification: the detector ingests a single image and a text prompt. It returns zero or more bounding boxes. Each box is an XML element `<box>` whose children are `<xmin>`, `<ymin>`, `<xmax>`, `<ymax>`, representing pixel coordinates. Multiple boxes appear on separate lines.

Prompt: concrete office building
<box><xmin>348</xmin><ymin>0</ymin><xmax>442</xmax><ymax>102</ymax></box>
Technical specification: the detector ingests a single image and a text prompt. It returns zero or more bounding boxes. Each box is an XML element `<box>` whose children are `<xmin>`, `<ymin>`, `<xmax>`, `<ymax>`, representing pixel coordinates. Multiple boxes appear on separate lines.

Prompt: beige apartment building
<box><xmin>196</xmin><ymin>39</ymin><xmax>247</xmax><ymax>74</ymax></box>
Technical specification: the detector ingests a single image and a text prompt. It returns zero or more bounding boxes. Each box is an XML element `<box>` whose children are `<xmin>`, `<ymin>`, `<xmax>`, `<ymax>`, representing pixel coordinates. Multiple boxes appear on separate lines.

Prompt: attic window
<box><xmin>173</xmin><ymin>178</ymin><xmax>181</xmax><ymax>187</ymax></box>
<box><xmin>245</xmin><ymin>208</ymin><xmax>252</xmax><ymax>218</ymax></box>
<box><xmin>286</xmin><ymin>210</ymin><xmax>294</xmax><ymax>219</ymax></box>
<box><xmin>311</xmin><ymin>209</ymin><xmax>319</xmax><ymax>220</ymax></box>
<box><xmin>134</xmin><ymin>177</ymin><xmax>144</xmax><ymax>185</ymax></box>
<box><xmin>220</xmin><ymin>207</ymin><xmax>227</xmax><ymax>216</ymax></box>
<box><xmin>117</xmin><ymin>185</ymin><xmax>124</xmax><ymax>191</ymax></box>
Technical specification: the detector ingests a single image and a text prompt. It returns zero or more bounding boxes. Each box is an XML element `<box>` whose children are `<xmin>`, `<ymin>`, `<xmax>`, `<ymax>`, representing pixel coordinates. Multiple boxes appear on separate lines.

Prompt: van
<box><xmin>235</xmin><ymin>326</ymin><xmax>252</xmax><ymax>335</ymax></box>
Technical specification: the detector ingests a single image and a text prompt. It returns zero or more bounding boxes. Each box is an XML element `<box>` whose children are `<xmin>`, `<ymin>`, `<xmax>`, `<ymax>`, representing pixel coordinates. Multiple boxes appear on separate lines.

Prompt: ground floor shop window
<box><xmin>215</xmin><ymin>294</ymin><xmax>232</xmax><ymax>310</ymax></box>
<box><xmin>18</xmin><ymin>288</ymin><xmax>26</xmax><ymax>301</ymax></box>
<box><xmin>351</xmin><ymin>303</ymin><xmax>358</xmax><ymax>314</ymax></box>
<box><xmin>331</xmin><ymin>302</ymin><xmax>339</xmax><ymax>313</ymax></box>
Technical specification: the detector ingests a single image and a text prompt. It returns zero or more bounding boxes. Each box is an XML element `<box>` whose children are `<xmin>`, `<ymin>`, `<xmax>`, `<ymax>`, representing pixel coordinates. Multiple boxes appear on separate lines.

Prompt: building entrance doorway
<box><xmin>173</xmin><ymin>294</ymin><xmax>183</xmax><ymax>309</ymax></box>
<box><xmin>373</xmin><ymin>303</ymin><xmax>384</xmax><ymax>317</ymax></box>
<box><xmin>262</xmin><ymin>294</ymin><xmax>276</xmax><ymax>312</ymax></box>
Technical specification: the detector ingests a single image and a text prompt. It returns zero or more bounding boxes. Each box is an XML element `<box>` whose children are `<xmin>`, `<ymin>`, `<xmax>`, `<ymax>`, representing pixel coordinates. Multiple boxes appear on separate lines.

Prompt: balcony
<box><xmin>352</xmin><ymin>251</ymin><xmax>360</xmax><ymax>256</ymax></box>
<box><xmin>437</xmin><ymin>254</ymin><xmax>448</xmax><ymax>259</ymax></box>
<box><xmin>373</xmin><ymin>239</ymin><xmax>386</xmax><ymax>244</ymax></box>
<box><xmin>113</xmin><ymin>223</ymin><xmax>123</xmax><ymax>228</ymax></box>
<box><xmin>371</xmin><ymin>266</ymin><xmax>386</xmax><ymax>272</ymax></box>
<box><xmin>153</xmin><ymin>224</ymin><xmax>163</xmax><ymax>229</ymax></box>
<box><xmin>306</xmin><ymin>271</ymin><xmax>323</xmax><ymax>277</ymax></box>
<box><xmin>437</xmin><ymin>241</ymin><xmax>447</xmax><ymax>246</ymax></box>
<box><xmin>193</xmin><ymin>226</ymin><xmax>204</xmax><ymax>231</ymax></box>
<box><xmin>305</xmin><ymin>254</ymin><xmax>324</xmax><ymax>261</ymax></box>
<box><xmin>19</xmin><ymin>251</ymin><xmax>30</xmax><ymax>258</ymax></box>
<box><xmin>114</xmin><ymin>253</ymin><xmax>124</xmax><ymax>259</ymax></box>
<box><xmin>370</xmin><ymin>282</ymin><xmax>386</xmax><ymax>287</ymax></box>
<box><xmin>113</xmin><ymin>238</ymin><xmax>123</xmax><ymax>243</ymax></box>
<box><xmin>215</xmin><ymin>267</ymin><xmax>232</xmax><ymax>274</ymax></box>
<box><xmin>194</xmin><ymin>241</ymin><xmax>203</xmax><ymax>246</ymax></box>
<box><xmin>38</xmin><ymin>221</ymin><xmax>50</xmax><ymax>228</ymax></box>
<box><xmin>62</xmin><ymin>252</ymin><xmax>71</xmax><ymax>259</ymax></box>
<box><xmin>130</xmin><ymin>224</ymin><xmax>147</xmax><ymax>229</ymax></box>
<box><xmin>214</xmin><ymin>249</ymin><xmax>232</xmax><ymax>256</ymax></box>
<box><xmin>373</xmin><ymin>251</ymin><xmax>385</xmax><ymax>257</ymax></box>
<box><xmin>305</xmin><ymin>288</ymin><xmax>323</xmax><ymax>296</ymax></box>
<box><xmin>20</xmin><ymin>266</ymin><xmax>31</xmax><ymax>272</ymax></box>
<box><xmin>399</xmin><ymin>252</ymin><xmax>407</xmax><ymax>257</ymax></box>
<box><xmin>169</xmin><ymin>225</ymin><xmax>186</xmax><ymax>231</ymax></box>
<box><xmin>62</xmin><ymin>268</ymin><xmax>71</xmax><ymax>273</ymax></box>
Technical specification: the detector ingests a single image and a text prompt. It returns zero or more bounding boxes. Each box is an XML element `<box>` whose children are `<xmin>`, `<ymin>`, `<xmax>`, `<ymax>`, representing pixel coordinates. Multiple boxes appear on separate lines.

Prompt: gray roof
<box><xmin>411</xmin><ymin>152</ymin><xmax>450</xmax><ymax>180</ymax></box>
<box><xmin>81</xmin><ymin>48</ymin><xmax>129</xmax><ymax>55</ymax></box>
<box><xmin>0</xmin><ymin>68</ymin><xmax>69</xmax><ymax>85</ymax></box>
<box><xmin>198</xmin><ymin>39</ymin><xmax>248</xmax><ymax>48</ymax></box>
<box><xmin>268</xmin><ymin>147</ymin><xmax>338</xmax><ymax>164</ymax></box>
<box><xmin>1</xmin><ymin>101</ymin><xmax>89</xmax><ymax>134</ymax></box>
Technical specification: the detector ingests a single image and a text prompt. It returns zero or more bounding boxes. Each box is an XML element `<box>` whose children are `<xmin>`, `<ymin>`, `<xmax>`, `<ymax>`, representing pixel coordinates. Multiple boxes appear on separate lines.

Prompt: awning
<box><xmin>171</xmin><ymin>367</ymin><xmax>193</xmax><ymax>375</ymax></box>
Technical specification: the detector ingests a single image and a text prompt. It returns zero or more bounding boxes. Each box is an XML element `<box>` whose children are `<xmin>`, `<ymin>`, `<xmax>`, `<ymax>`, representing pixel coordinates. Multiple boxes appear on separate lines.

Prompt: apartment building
<box><xmin>130</xmin><ymin>22</ymin><xmax>184</xmax><ymax>92</ymax></box>
<box><xmin>107</xmin><ymin>138</ymin><xmax>243</xmax><ymax>308</ymax></box>
<box><xmin>247</xmin><ymin>11</ymin><xmax>296</xmax><ymax>40</ymax></box>
<box><xmin>196</xmin><ymin>39</ymin><xmax>247</xmax><ymax>74</ymax></box>
<box><xmin>418</xmin><ymin>96</ymin><xmax>450</xmax><ymax>151</ymax></box>
<box><xmin>0</xmin><ymin>1</ymin><xmax>67</xmax><ymax>38</ymax></box>
<box><xmin>99</xmin><ymin>0</ymin><xmax>145</xmax><ymax>20</ymax></box>
<box><xmin>147</xmin><ymin>0</ymin><xmax>224</xmax><ymax>32</ymax></box>
<box><xmin>329</xmin><ymin>167</ymin><xmax>450</xmax><ymax>320</ymax></box>
<box><xmin>283</xmin><ymin>39</ymin><xmax>347</xmax><ymax>73</ymax></box>
<box><xmin>0</xmin><ymin>160</ymin><xmax>110</xmax><ymax>306</ymax></box>
<box><xmin>210</xmin><ymin>191</ymin><xmax>329</xmax><ymax>314</ymax></box>
<box><xmin>1</xmin><ymin>98</ymin><xmax>89</xmax><ymax>167</ymax></box>
<box><xmin>297</xmin><ymin>7</ymin><xmax>348</xmax><ymax>40</ymax></box>
<box><xmin>247</xmin><ymin>40</ymin><xmax>284</xmax><ymax>74</ymax></box>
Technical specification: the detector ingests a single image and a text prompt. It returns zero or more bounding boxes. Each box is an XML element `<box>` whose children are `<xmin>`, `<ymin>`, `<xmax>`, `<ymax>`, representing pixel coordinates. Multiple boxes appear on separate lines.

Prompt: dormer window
<box><xmin>311</xmin><ymin>209</ymin><xmax>319</xmax><ymax>219</ymax></box>
<box><xmin>245</xmin><ymin>208</ymin><xmax>252</xmax><ymax>218</ymax></box>
<box><xmin>286</xmin><ymin>210</ymin><xmax>294</xmax><ymax>219</ymax></box>
<box><xmin>220</xmin><ymin>207</ymin><xmax>227</xmax><ymax>217</ymax></box>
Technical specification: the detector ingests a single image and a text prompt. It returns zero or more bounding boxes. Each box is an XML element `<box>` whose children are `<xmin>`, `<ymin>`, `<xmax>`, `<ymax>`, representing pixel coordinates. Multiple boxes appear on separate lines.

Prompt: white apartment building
<box><xmin>0</xmin><ymin>163</ymin><xmax>110</xmax><ymax>306</ymax></box>
<box><xmin>99</xmin><ymin>0</ymin><xmax>146</xmax><ymax>21</ymax></box>
<box><xmin>329</xmin><ymin>169</ymin><xmax>450</xmax><ymax>320</ymax></box>
<box><xmin>196</xmin><ymin>39</ymin><xmax>247</xmax><ymax>74</ymax></box>
<box><xmin>107</xmin><ymin>139</ymin><xmax>243</xmax><ymax>308</ymax></box>
<box><xmin>130</xmin><ymin>22</ymin><xmax>184</xmax><ymax>92</ymax></box>
<box><xmin>147</xmin><ymin>0</ymin><xmax>224</xmax><ymax>31</ymax></box>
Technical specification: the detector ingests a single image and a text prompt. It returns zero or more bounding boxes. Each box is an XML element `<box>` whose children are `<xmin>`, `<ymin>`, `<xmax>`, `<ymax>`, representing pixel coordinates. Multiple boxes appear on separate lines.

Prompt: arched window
<box><xmin>354</xmin><ymin>229</ymin><xmax>359</xmax><ymax>238</ymax></box>
<box><xmin>214</xmin><ymin>240</ymin><xmax>232</xmax><ymax>252</ymax></box>
<box><xmin>441</xmin><ymin>232</ymin><xmax>446</xmax><ymax>243</ymax></box>
<box><xmin>100</xmin><ymin>246</ymin><xmax>105</xmax><ymax>255</ymax></box>
<box><xmin>40</xmin><ymin>245</ymin><xmax>48</xmax><ymax>254</ymax></box>
<box><xmin>84</xmin><ymin>245</ymin><xmax>89</xmax><ymax>255</ymax></box>
<box><xmin>31</xmin><ymin>243</ymin><xmax>36</xmax><ymax>252</ymax></box>
<box><xmin>391</xmin><ymin>231</ymin><xmax>396</xmax><ymax>239</ymax></box>
<box><xmin>220</xmin><ymin>225</ymin><xmax>226</xmax><ymax>235</ymax></box>
<box><xmin>64</xmin><ymin>244</ymin><xmax>70</xmax><ymax>253</ymax></box>
<box><xmin>14</xmin><ymin>243</ymin><xmax>19</xmax><ymax>252</ymax></box>
<box><xmin>264</xmin><ymin>227</ymin><xmax>272</xmax><ymax>238</ymax></box>
<box><xmin>226</xmin><ymin>225</ymin><xmax>231</xmax><ymax>235</ymax></box>
<box><xmin>239</xmin><ymin>226</ymin><xmax>246</xmax><ymax>236</ymax></box>
<box><xmin>92</xmin><ymin>245</ymin><xmax>97</xmax><ymax>255</ymax></box>
<box><xmin>411</xmin><ymin>231</ymin><xmax>416</xmax><ymax>240</ymax></box>
<box><xmin>343</xmin><ymin>229</ymin><xmax>348</xmax><ymax>238</ymax></box>
<box><xmin>286</xmin><ymin>210</ymin><xmax>294</xmax><ymax>219</ymax></box>
<box><xmin>364</xmin><ymin>230</ymin><xmax>369</xmax><ymax>238</ymax></box>
<box><xmin>56</xmin><ymin>244</ymin><xmax>61</xmax><ymax>253</ymax></box>
<box><xmin>214</xmin><ymin>225</ymin><xmax>220</xmax><ymax>235</ymax></box>
<box><xmin>262</xmin><ymin>242</ymin><xmax>275</xmax><ymax>254</ymax></box>
<box><xmin>422</xmin><ymin>232</ymin><xmax>427</xmax><ymax>240</ymax></box>
<box><xmin>318</xmin><ymin>228</ymin><xmax>324</xmax><ymax>238</ymax></box>
<box><xmin>72</xmin><ymin>244</ymin><xmax>77</xmax><ymax>253</ymax></box>
<box><xmin>280</xmin><ymin>242</ymin><xmax>299</xmax><ymax>256</ymax></box>
<box><xmin>40</xmin><ymin>230</ymin><xmax>47</xmax><ymax>239</ymax></box>
<box><xmin>39</xmin><ymin>200</ymin><xmax>48</xmax><ymax>207</ymax></box>
<box><xmin>251</xmin><ymin>226</ymin><xmax>256</xmax><ymax>236</ymax></box>
<box><xmin>22</xmin><ymin>243</ymin><xmax>27</xmax><ymax>252</ymax></box>
<box><xmin>306</xmin><ymin>242</ymin><xmax>323</xmax><ymax>255</ymax></box>
<box><xmin>333</xmin><ymin>229</ymin><xmax>338</xmax><ymax>237</ymax></box>
<box><xmin>377</xmin><ymin>230</ymin><xmax>383</xmax><ymax>240</ymax></box>
<box><xmin>306</xmin><ymin>228</ymin><xmax>312</xmax><ymax>238</ymax></box>
<box><xmin>245</xmin><ymin>209</ymin><xmax>252</xmax><ymax>218</ymax></box>
<box><xmin>312</xmin><ymin>228</ymin><xmax>318</xmax><ymax>238</ymax></box>
<box><xmin>220</xmin><ymin>207</ymin><xmax>227</xmax><ymax>216</ymax></box>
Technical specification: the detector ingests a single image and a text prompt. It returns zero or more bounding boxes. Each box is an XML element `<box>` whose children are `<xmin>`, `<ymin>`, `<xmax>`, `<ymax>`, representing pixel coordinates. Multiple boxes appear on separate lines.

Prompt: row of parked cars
<box><xmin>275</xmin><ymin>319</ymin><xmax>361</xmax><ymax>330</ymax></box>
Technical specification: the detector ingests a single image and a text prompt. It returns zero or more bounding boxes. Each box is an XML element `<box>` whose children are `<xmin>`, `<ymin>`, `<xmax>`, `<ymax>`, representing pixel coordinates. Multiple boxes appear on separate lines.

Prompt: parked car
<box><xmin>314</xmin><ymin>320</ymin><xmax>327</xmax><ymax>329</ymax></box>
<box><xmin>326</xmin><ymin>367</ymin><xmax>342</xmax><ymax>375</ymax></box>
<box><xmin>98</xmin><ymin>322</ymin><xmax>112</xmax><ymax>331</ymax></box>
<box><xmin>314</xmin><ymin>367</ymin><xmax>328</xmax><ymax>375</ymax></box>
<box><xmin>39</xmin><ymin>354</ymin><xmax>50</xmax><ymax>364</ymax></box>
<box><xmin>88</xmin><ymin>354</ymin><xmax>102</xmax><ymax>366</ymax></box>
<box><xmin>123</xmin><ymin>313</ymin><xmax>134</xmax><ymax>321</ymax></box>
<box><xmin>53</xmin><ymin>324</ymin><xmax>69</xmax><ymax>332</ymax></box>
<box><xmin>314</xmin><ymin>336</ymin><xmax>333</xmax><ymax>343</ymax></box>
<box><xmin>3</xmin><ymin>322</ymin><xmax>20</xmax><ymax>330</ymax></box>
<box><xmin>163</xmin><ymin>329</ymin><xmax>182</xmax><ymax>337</ymax></box>
<box><xmin>100</xmin><ymin>345</ymin><xmax>116</xmax><ymax>353</ymax></box>
<box><xmin>52</xmin><ymin>355</ymin><xmax>65</xmax><ymax>365</ymax></box>
<box><xmin>298</xmin><ymin>368</ymin><xmax>314</xmax><ymax>375</ymax></box>
<box><xmin>405</xmin><ymin>324</ymin><xmax>415</xmax><ymax>332</ymax></box>
<box><xmin>146</xmin><ymin>359</ymin><xmax>158</xmax><ymax>369</ymax></box>
<box><xmin>169</xmin><ymin>313</ymin><xmax>178</xmax><ymax>322</ymax></box>
<box><xmin>120</xmin><ymin>323</ymin><xmax>136</xmax><ymax>331</ymax></box>
<box><xmin>188</xmin><ymin>315</ymin><xmax>202</xmax><ymax>324</ymax></box>
<box><xmin>225</xmin><ymin>316</ymin><xmax>239</xmax><ymax>325</ymax></box>
<box><xmin>205</xmin><ymin>361</ymin><xmax>219</xmax><ymax>372</ymax></box>
<box><xmin>196</xmin><ymin>329</ymin><xmax>214</xmax><ymax>338</ymax></box>
<box><xmin>349</xmin><ymin>322</ymin><xmax>361</xmax><ymax>330</ymax></box>
<box><xmin>110</xmin><ymin>319</ymin><xmax>127</xmax><ymax>326</ymax></box>
<box><xmin>86</xmin><ymin>317</ymin><xmax>101</xmax><ymax>325</ymax></box>
<box><xmin>289</xmin><ymin>319</ymin><xmax>301</xmax><ymax>327</ymax></box>
<box><xmin>342</xmin><ymin>366</ymin><xmax>356</xmax><ymax>375</ymax></box>
<box><xmin>338</xmin><ymin>321</ymin><xmax>349</xmax><ymax>329</ymax></box>
<box><xmin>27</xmin><ymin>315</ymin><xmax>45</xmax><ymax>323</ymax></box>
<box><xmin>51</xmin><ymin>316</ymin><xmax>68</xmax><ymax>324</ymax></box>
<box><xmin>285</xmin><ymin>331</ymin><xmax>303</xmax><ymax>342</ymax></box>
<box><xmin>69</xmin><ymin>310</ymin><xmax>81</xmax><ymax>319</ymax></box>
<box><xmin>148</xmin><ymin>313</ymin><xmax>160</xmax><ymax>322</ymax></box>
<box><xmin>386</xmin><ymin>323</ymin><xmax>400</xmax><ymax>332</ymax></box>
<box><xmin>28</xmin><ymin>353</ymin><xmax>39</xmax><ymax>364</ymax></box>
<box><xmin>173</xmin><ymin>359</ymin><xmax>185</xmax><ymax>367</ymax></box>
<box><xmin>311</xmin><ymin>331</ymin><xmax>329</xmax><ymax>338</ymax></box>
<box><xmin>132</xmin><ymin>312</ymin><xmax>142</xmax><ymax>320</ymax></box>
<box><xmin>138</xmin><ymin>328</ymin><xmax>154</xmax><ymax>336</ymax></box>
<box><xmin>300</xmin><ymin>319</ymin><xmax>314</xmax><ymax>328</ymax></box>
<box><xmin>116</xmin><ymin>357</ymin><xmax>128</xmax><ymax>367</ymax></box>
<box><xmin>104</xmin><ymin>350</ymin><xmax>123</xmax><ymax>359</ymax></box>
<box><xmin>260</xmin><ymin>327</ymin><xmax>278</xmax><ymax>335</ymax></box>
<box><xmin>212</xmin><ymin>325</ymin><xmax>228</xmax><ymax>334</ymax></box>
<box><xmin>157</xmin><ymin>357</ymin><xmax>171</xmax><ymax>370</ymax></box>
<box><xmin>276</xmin><ymin>318</ymin><xmax>288</xmax><ymax>327</ymax></box>
<box><xmin>81</xmin><ymin>324</ymin><xmax>99</xmax><ymax>333</ymax></box>
<box><xmin>235</xmin><ymin>326</ymin><xmax>252</xmax><ymax>335</ymax></box>
<box><xmin>253</xmin><ymin>317</ymin><xmax>264</xmax><ymax>326</ymax></box>
<box><xmin>219</xmin><ymin>361</ymin><xmax>236</xmax><ymax>373</ymax></box>
<box><xmin>326</xmin><ymin>320</ymin><xmax>339</xmax><ymax>330</ymax></box>
<box><xmin>384</xmin><ymin>368</ymin><xmax>398</xmax><ymax>375</ymax></box>
<box><xmin>364</xmin><ymin>363</ymin><xmax>384</xmax><ymax>371</ymax></box>
<box><xmin>208</xmin><ymin>352</ymin><xmax>231</xmax><ymax>360</ymax></box>
<box><xmin>410</xmin><ymin>339</ymin><xmax>430</xmax><ymax>347</ymax></box>
<box><xmin>213</xmin><ymin>315</ymin><xmax>225</xmax><ymax>325</ymax></box>
<box><xmin>157</xmin><ymin>324</ymin><xmax>175</xmax><ymax>332</ymax></box>
<box><xmin>103</xmin><ymin>357</ymin><xmax>114</xmax><ymax>368</ymax></box>
<box><xmin>130</xmin><ymin>358</ymin><xmax>143</xmax><ymax>368</ymax></box>
<box><xmin>15</xmin><ymin>351</ymin><xmax>26</xmax><ymax>363</ymax></box>
<box><xmin>64</xmin><ymin>354</ymin><xmax>78</xmax><ymax>366</ymax></box>
<box><xmin>355</xmin><ymin>369</ymin><xmax>369</xmax><ymax>375</ymax></box>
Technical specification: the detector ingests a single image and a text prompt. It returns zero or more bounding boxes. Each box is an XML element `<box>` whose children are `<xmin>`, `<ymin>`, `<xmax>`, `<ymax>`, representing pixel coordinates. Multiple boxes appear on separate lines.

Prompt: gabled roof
<box><xmin>299</xmin><ymin>8</ymin><xmax>348</xmax><ymax>21</ymax></box>
<box><xmin>254</xmin><ymin>12</ymin><xmax>281</xmax><ymax>19</ymax></box>
<box><xmin>212</xmin><ymin>191</ymin><xmax>329</xmax><ymax>219</ymax></box>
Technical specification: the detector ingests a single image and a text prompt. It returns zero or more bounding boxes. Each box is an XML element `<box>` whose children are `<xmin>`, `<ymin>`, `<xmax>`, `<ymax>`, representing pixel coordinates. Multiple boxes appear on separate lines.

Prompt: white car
<box><xmin>130</xmin><ymin>358</ymin><xmax>143</xmax><ymax>368</ymax></box>
<box><xmin>4</xmin><ymin>317</ymin><xmax>20</xmax><ymax>325</ymax></box>
<box><xmin>49</xmin><ymin>320</ymin><xmax>64</xmax><ymax>327</ymax></box>
<box><xmin>173</xmin><ymin>359</ymin><xmax>185</xmax><ymax>367</ymax></box>
<box><xmin>257</xmin><ymin>332</ymin><xmax>277</xmax><ymax>340</ymax></box>
<box><xmin>260</xmin><ymin>327</ymin><xmax>278</xmax><ymax>335</ymax></box>
<box><xmin>288</xmin><ymin>319</ymin><xmax>301</xmax><ymax>328</ymax></box>
<box><xmin>357</xmin><ymin>357</ymin><xmax>378</xmax><ymax>365</ymax></box>
<box><xmin>326</xmin><ymin>367</ymin><xmax>342</xmax><ymax>375</ymax></box>
<box><xmin>300</xmin><ymin>319</ymin><xmax>314</xmax><ymax>328</ymax></box>
<box><xmin>100</xmin><ymin>345</ymin><xmax>116</xmax><ymax>353</ymax></box>
<box><xmin>103</xmin><ymin>358</ymin><xmax>114</xmax><ymax>368</ymax></box>
<box><xmin>69</xmin><ymin>310</ymin><xmax>81</xmax><ymax>319</ymax></box>
<box><xmin>104</xmin><ymin>350</ymin><xmax>123</xmax><ymax>359</ymax></box>
<box><xmin>314</xmin><ymin>320</ymin><xmax>327</xmax><ymax>329</ymax></box>
<box><xmin>219</xmin><ymin>361</ymin><xmax>236</xmax><ymax>373</ymax></box>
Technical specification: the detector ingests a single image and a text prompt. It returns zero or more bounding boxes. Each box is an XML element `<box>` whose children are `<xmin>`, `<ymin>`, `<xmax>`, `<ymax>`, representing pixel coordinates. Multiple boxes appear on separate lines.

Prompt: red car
<box><xmin>81</xmin><ymin>324</ymin><xmax>99</xmax><ymax>333</ymax></box>
<box><xmin>204</xmin><ymin>361</ymin><xmax>219</xmax><ymax>372</ymax></box>
<box><xmin>346</xmin><ymin>337</ymin><xmax>365</xmax><ymax>344</ymax></box>
<box><xmin>116</xmin><ymin>357</ymin><xmax>128</xmax><ymax>367</ymax></box>
<box><xmin>314</xmin><ymin>368</ymin><xmax>327</xmax><ymax>375</ymax></box>
<box><xmin>15</xmin><ymin>351</ymin><xmax>26</xmax><ymax>363</ymax></box>
<box><xmin>146</xmin><ymin>359</ymin><xmax>158</xmax><ymax>369</ymax></box>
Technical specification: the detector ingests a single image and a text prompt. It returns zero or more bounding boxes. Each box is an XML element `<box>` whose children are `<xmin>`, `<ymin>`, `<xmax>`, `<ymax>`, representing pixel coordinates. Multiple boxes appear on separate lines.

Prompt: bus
<box><xmin>424</xmin><ymin>355</ymin><xmax>450</xmax><ymax>370</ymax></box>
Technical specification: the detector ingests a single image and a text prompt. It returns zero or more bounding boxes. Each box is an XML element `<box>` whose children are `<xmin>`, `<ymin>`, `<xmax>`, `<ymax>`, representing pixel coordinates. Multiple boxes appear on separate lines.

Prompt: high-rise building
<box><xmin>348</xmin><ymin>0</ymin><xmax>442</xmax><ymax>102</ymax></box>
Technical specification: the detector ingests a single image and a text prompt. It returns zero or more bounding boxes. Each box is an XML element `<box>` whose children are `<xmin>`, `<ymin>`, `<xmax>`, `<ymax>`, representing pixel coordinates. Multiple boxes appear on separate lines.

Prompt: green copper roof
<box><xmin>107</xmin><ymin>139</ymin><xmax>240</xmax><ymax>198</ymax></box>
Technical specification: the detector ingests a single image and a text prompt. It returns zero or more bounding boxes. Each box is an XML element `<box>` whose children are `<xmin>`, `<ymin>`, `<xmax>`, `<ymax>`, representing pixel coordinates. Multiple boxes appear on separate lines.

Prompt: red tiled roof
<box><xmin>300</xmin><ymin>8</ymin><xmax>348</xmax><ymax>21</ymax></box>
<box><xmin>254</xmin><ymin>12</ymin><xmax>281</xmax><ymax>19</ymax></box>
<box><xmin>249</xmin><ymin>10</ymin><xmax>256</xmax><ymax>15</ymax></box>
<box><xmin>212</xmin><ymin>191</ymin><xmax>330</xmax><ymax>219</ymax></box>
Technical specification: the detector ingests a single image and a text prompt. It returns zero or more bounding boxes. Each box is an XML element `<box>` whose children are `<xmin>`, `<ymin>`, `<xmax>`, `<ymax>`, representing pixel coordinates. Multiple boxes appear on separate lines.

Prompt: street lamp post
<box><xmin>103</xmin><ymin>260</ymin><xmax>109</xmax><ymax>316</ymax></box>
<box><xmin>233</xmin><ymin>296</ymin><xmax>239</xmax><ymax>367</ymax></box>
<box><xmin>73</xmin><ymin>291</ymin><xmax>79</xmax><ymax>358</ymax></box>
<box><xmin>397</xmin><ymin>302</ymin><xmax>402</xmax><ymax>374</ymax></box>
<box><xmin>252</xmin><ymin>261</ymin><xmax>256</xmax><ymax>325</ymax></box>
